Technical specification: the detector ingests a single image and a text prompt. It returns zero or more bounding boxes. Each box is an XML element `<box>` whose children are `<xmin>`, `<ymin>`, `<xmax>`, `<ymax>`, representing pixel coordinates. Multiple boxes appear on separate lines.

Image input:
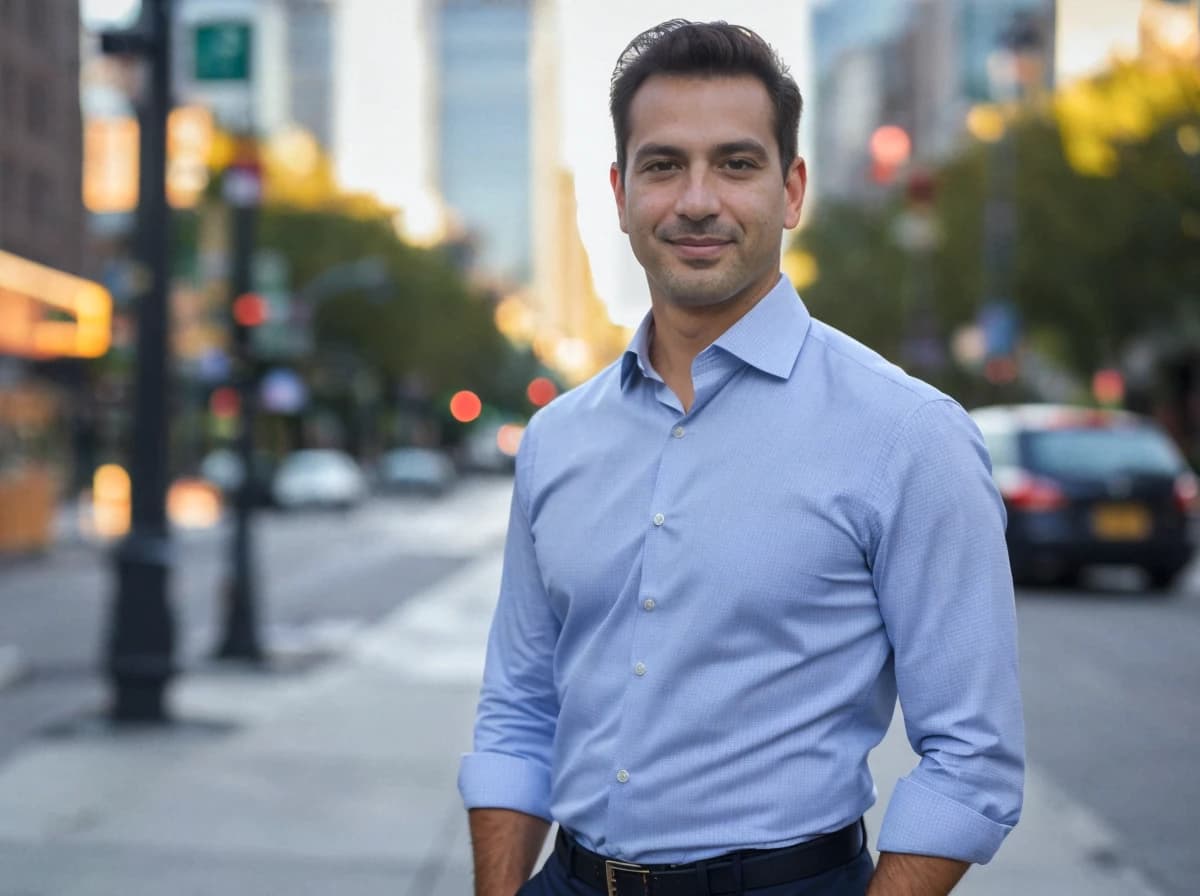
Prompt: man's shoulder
<box><xmin>804</xmin><ymin>317</ymin><xmax>949</xmax><ymax>419</ymax></box>
<box><xmin>525</xmin><ymin>357</ymin><xmax>625</xmax><ymax>436</ymax></box>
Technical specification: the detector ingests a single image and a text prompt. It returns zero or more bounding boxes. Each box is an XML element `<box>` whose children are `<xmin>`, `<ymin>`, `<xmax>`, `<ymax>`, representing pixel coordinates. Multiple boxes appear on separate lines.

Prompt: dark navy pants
<box><xmin>516</xmin><ymin>843</ymin><xmax>874</xmax><ymax>896</ymax></box>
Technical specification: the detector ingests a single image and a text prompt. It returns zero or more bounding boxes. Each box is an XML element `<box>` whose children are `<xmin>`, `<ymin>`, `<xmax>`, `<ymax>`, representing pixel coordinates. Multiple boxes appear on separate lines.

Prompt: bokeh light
<box><xmin>449</xmin><ymin>390</ymin><xmax>482</xmax><ymax>423</ymax></box>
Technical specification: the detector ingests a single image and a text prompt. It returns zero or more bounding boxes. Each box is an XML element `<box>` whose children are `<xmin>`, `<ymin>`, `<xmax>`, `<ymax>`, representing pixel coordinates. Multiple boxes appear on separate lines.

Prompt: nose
<box><xmin>673</xmin><ymin>169</ymin><xmax>721</xmax><ymax>221</ymax></box>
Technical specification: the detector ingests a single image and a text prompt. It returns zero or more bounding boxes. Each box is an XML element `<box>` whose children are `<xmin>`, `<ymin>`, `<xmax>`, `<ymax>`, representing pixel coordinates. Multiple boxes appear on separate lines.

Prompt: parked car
<box><xmin>271</xmin><ymin>449</ymin><xmax>366</xmax><ymax>511</ymax></box>
<box><xmin>458</xmin><ymin>421</ymin><xmax>522</xmax><ymax>474</ymax></box>
<box><xmin>971</xmin><ymin>404</ymin><xmax>1198</xmax><ymax>588</ymax></box>
<box><xmin>375</xmin><ymin>447</ymin><xmax>457</xmax><ymax>496</ymax></box>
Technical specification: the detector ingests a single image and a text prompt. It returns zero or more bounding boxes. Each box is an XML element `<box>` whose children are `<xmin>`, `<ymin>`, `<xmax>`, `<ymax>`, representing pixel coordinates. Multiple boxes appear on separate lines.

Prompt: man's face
<box><xmin>611</xmin><ymin>74</ymin><xmax>806</xmax><ymax>311</ymax></box>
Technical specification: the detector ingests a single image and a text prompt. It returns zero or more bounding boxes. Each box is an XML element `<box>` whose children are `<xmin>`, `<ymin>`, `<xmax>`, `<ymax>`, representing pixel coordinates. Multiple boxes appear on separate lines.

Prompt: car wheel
<box><xmin>1145</xmin><ymin>565</ymin><xmax>1183</xmax><ymax>591</ymax></box>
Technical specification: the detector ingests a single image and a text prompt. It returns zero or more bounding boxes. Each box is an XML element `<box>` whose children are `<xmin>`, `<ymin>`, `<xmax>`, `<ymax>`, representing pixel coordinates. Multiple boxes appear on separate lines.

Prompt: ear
<box><xmin>783</xmin><ymin>157</ymin><xmax>807</xmax><ymax>230</ymax></box>
<box><xmin>610</xmin><ymin>162</ymin><xmax>629</xmax><ymax>234</ymax></box>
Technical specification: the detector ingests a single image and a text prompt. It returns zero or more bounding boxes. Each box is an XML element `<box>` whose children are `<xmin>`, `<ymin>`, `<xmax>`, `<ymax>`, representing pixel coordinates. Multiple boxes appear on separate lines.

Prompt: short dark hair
<box><xmin>610</xmin><ymin>20</ymin><xmax>803</xmax><ymax>181</ymax></box>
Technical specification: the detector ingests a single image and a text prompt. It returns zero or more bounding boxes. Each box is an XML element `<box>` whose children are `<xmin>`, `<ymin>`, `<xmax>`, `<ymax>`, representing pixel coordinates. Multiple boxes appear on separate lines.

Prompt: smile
<box><xmin>668</xmin><ymin>239</ymin><xmax>732</xmax><ymax>260</ymax></box>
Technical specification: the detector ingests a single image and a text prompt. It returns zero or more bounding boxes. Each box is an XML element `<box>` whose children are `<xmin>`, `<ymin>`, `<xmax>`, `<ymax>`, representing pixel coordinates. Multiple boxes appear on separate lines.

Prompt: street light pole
<box><xmin>103</xmin><ymin>0</ymin><xmax>177</xmax><ymax>723</ymax></box>
<box><xmin>215</xmin><ymin>146</ymin><xmax>265</xmax><ymax>663</ymax></box>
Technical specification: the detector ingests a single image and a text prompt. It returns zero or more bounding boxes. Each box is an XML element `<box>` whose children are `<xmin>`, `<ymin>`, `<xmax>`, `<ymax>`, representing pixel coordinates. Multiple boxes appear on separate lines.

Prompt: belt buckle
<box><xmin>604</xmin><ymin>859</ymin><xmax>650</xmax><ymax>896</ymax></box>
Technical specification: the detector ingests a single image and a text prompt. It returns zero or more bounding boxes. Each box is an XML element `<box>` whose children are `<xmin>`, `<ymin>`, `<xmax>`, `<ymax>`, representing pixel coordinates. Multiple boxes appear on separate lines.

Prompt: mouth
<box><xmin>666</xmin><ymin>237</ymin><xmax>733</xmax><ymax>260</ymax></box>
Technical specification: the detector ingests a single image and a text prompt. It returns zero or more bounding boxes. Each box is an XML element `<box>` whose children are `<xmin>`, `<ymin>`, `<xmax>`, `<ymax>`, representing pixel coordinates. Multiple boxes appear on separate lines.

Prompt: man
<box><xmin>459</xmin><ymin>20</ymin><xmax>1023</xmax><ymax>896</ymax></box>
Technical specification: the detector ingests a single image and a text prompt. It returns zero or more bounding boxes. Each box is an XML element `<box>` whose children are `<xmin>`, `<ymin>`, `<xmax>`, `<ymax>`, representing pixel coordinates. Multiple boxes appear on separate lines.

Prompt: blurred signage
<box><xmin>166</xmin><ymin>105</ymin><xmax>214</xmax><ymax>209</ymax></box>
<box><xmin>194</xmin><ymin>22</ymin><xmax>252</xmax><ymax>82</ymax></box>
<box><xmin>0</xmin><ymin>251</ymin><xmax>112</xmax><ymax>359</ymax></box>
<box><xmin>83</xmin><ymin>116</ymin><xmax>139</xmax><ymax>214</ymax></box>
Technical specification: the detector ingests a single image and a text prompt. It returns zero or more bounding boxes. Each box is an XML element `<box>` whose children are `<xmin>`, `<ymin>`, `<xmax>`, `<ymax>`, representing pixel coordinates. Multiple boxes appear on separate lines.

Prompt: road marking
<box><xmin>0</xmin><ymin>645</ymin><xmax>26</xmax><ymax>691</ymax></box>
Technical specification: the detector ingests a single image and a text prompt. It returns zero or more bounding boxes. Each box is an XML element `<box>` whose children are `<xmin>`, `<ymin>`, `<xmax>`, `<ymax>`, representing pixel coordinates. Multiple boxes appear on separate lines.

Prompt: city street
<box><xmin>0</xmin><ymin>476</ymin><xmax>514</xmax><ymax>761</ymax></box>
<box><xmin>0</xmin><ymin>476</ymin><xmax>1197</xmax><ymax>893</ymax></box>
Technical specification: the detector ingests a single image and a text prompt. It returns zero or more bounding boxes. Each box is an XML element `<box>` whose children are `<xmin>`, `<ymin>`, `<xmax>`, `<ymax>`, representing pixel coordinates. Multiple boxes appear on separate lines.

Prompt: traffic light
<box><xmin>869</xmin><ymin>125</ymin><xmax>911</xmax><ymax>185</ymax></box>
<box><xmin>232</xmin><ymin>292</ymin><xmax>269</xmax><ymax>328</ymax></box>
<box><xmin>526</xmin><ymin>377</ymin><xmax>558</xmax><ymax>408</ymax></box>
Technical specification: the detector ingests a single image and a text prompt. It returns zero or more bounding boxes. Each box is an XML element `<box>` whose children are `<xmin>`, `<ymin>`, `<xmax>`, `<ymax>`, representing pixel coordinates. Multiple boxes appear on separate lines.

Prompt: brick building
<box><xmin>0</xmin><ymin>0</ymin><xmax>84</xmax><ymax>275</ymax></box>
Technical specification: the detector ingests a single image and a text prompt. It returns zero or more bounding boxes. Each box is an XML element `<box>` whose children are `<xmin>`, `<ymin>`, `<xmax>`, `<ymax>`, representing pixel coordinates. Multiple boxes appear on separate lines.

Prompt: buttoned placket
<box><xmin>604</xmin><ymin>349</ymin><xmax>743</xmax><ymax>849</ymax></box>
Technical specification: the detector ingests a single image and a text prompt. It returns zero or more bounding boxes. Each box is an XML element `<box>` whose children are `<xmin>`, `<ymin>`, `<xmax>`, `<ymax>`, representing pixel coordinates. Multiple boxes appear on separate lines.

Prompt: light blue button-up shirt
<box><xmin>459</xmin><ymin>275</ymin><xmax>1024</xmax><ymax>866</ymax></box>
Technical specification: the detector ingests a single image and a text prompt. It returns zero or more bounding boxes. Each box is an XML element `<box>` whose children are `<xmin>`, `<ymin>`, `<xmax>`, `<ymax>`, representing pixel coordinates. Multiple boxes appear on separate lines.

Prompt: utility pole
<box><xmin>102</xmin><ymin>0</ymin><xmax>177</xmax><ymax>723</ymax></box>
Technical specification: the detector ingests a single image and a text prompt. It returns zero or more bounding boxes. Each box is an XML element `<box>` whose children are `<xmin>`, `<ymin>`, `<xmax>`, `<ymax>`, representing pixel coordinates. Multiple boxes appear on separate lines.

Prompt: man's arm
<box><xmin>868</xmin><ymin>852</ymin><xmax>969</xmax><ymax>896</ymax></box>
<box><xmin>869</xmin><ymin>399</ymin><xmax>1025</xmax><ymax>868</ymax></box>
<box><xmin>459</xmin><ymin>418</ymin><xmax>560</xmax><ymax>894</ymax></box>
<box><xmin>469</xmin><ymin>808</ymin><xmax>551</xmax><ymax>896</ymax></box>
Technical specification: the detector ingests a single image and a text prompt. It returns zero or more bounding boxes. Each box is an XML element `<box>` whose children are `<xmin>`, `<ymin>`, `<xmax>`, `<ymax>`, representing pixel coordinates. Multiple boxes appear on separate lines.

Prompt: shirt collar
<box><xmin>620</xmin><ymin>274</ymin><xmax>811</xmax><ymax>391</ymax></box>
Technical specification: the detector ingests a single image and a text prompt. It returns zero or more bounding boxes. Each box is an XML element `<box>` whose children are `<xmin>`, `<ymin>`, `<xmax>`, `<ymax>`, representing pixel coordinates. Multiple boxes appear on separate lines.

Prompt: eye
<box><xmin>643</xmin><ymin>160</ymin><xmax>679</xmax><ymax>173</ymax></box>
<box><xmin>724</xmin><ymin>158</ymin><xmax>759</xmax><ymax>172</ymax></box>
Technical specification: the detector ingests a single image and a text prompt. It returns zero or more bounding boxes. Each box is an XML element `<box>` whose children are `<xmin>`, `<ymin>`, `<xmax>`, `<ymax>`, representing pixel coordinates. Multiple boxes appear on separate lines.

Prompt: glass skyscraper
<box><xmin>435</xmin><ymin>0</ymin><xmax>532</xmax><ymax>285</ymax></box>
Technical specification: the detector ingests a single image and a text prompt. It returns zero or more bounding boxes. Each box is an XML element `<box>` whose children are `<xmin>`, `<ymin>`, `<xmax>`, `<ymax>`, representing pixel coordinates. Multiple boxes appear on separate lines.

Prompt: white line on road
<box><xmin>0</xmin><ymin>645</ymin><xmax>26</xmax><ymax>691</ymax></box>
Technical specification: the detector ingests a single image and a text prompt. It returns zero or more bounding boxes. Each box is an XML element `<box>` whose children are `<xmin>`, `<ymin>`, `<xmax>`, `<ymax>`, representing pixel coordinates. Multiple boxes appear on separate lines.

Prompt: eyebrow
<box><xmin>632</xmin><ymin>140</ymin><xmax>771</xmax><ymax>166</ymax></box>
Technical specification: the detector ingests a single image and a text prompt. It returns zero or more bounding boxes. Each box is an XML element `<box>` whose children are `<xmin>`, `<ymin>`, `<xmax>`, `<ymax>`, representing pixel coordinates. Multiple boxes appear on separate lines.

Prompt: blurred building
<box><xmin>0</xmin><ymin>0</ymin><xmax>101</xmax><ymax>549</ymax></box>
<box><xmin>433</xmin><ymin>0</ymin><xmax>533</xmax><ymax>286</ymax></box>
<box><xmin>174</xmin><ymin>0</ymin><xmax>338</xmax><ymax>142</ymax></box>
<box><xmin>284</xmin><ymin>0</ymin><xmax>338</xmax><ymax>148</ymax></box>
<box><xmin>333</xmin><ymin>0</ymin><xmax>444</xmax><ymax>242</ymax></box>
<box><xmin>812</xmin><ymin>0</ymin><xmax>1057</xmax><ymax>202</ymax></box>
<box><xmin>0</xmin><ymin>0</ymin><xmax>85</xmax><ymax>273</ymax></box>
<box><xmin>525</xmin><ymin>0</ymin><xmax>628</xmax><ymax>382</ymax></box>
<box><xmin>1056</xmin><ymin>0</ymin><xmax>1198</xmax><ymax>83</ymax></box>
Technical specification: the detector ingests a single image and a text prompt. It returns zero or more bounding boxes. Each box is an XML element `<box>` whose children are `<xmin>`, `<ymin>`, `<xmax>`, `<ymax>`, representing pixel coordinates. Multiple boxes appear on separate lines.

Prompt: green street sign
<box><xmin>194</xmin><ymin>22</ymin><xmax>252</xmax><ymax>82</ymax></box>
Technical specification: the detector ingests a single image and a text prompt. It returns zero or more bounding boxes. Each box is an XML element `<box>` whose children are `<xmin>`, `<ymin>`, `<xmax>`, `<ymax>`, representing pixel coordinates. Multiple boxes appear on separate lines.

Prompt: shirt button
<box><xmin>616</xmin><ymin>769</ymin><xmax>630</xmax><ymax>784</ymax></box>
<box><xmin>643</xmin><ymin>599</ymin><xmax>656</xmax><ymax>611</ymax></box>
<box><xmin>652</xmin><ymin>513</ymin><xmax>665</xmax><ymax>527</ymax></box>
<box><xmin>634</xmin><ymin>662</ymin><xmax>647</xmax><ymax>676</ymax></box>
<box><xmin>672</xmin><ymin>425</ymin><xmax>686</xmax><ymax>439</ymax></box>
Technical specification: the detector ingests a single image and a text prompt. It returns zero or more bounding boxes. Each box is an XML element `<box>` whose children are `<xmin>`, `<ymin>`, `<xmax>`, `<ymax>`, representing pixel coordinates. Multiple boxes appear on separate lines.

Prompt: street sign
<box><xmin>194</xmin><ymin>22</ymin><xmax>252</xmax><ymax>82</ymax></box>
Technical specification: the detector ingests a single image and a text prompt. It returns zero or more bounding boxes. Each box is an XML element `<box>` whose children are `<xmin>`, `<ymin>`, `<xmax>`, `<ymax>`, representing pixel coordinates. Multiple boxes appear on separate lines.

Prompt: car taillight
<box><xmin>996</xmin><ymin>468</ymin><xmax>1069</xmax><ymax>511</ymax></box>
<box><xmin>1174</xmin><ymin>473</ymin><xmax>1199</xmax><ymax>514</ymax></box>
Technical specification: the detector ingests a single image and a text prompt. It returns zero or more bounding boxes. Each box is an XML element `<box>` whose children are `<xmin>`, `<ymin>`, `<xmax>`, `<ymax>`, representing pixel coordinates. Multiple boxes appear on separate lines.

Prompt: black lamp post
<box><xmin>101</xmin><ymin>0</ymin><xmax>177</xmax><ymax>723</ymax></box>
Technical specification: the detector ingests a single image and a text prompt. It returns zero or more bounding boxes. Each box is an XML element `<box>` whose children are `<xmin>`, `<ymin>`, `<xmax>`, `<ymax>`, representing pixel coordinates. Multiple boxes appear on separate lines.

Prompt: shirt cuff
<box><xmin>458</xmin><ymin>751</ymin><xmax>553</xmax><ymax>821</ymax></box>
<box><xmin>877</xmin><ymin>776</ymin><xmax>1014</xmax><ymax>865</ymax></box>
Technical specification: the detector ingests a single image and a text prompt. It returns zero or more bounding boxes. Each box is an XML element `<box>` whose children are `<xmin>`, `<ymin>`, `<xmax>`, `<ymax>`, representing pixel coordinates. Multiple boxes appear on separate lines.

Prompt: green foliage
<box><xmin>255</xmin><ymin>208</ymin><xmax>523</xmax><ymax>411</ymax></box>
<box><xmin>793</xmin><ymin>61</ymin><xmax>1200</xmax><ymax>402</ymax></box>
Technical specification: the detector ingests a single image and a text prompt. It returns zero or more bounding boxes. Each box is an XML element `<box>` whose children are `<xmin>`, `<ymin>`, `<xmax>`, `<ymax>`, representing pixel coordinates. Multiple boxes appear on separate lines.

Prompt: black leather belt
<box><xmin>554</xmin><ymin>819</ymin><xmax>865</xmax><ymax>896</ymax></box>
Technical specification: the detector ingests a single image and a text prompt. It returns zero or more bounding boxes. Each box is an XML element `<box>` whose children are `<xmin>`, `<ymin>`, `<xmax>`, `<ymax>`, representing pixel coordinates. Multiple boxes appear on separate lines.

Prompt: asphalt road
<box><xmin>1015</xmin><ymin>564</ymin><xmax>1200</xmax><ymax>896</ymax></box>
<box><xmin>0</xmin><ymin>476</ymin><xmax>515</xmax><ymax>762</ymax></box>
<box><xmin>1</xmin><ymin>479</ymin><xmax>1197</xmax><ymax>892</ymax></box>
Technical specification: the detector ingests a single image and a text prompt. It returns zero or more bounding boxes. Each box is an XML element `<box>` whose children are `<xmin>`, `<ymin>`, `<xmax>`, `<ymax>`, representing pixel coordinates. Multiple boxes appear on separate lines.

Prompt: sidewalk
<box><xmin>0</xmin><ymin>547</ymin><xmax>1164</xmax><ymax>896</ymax></box>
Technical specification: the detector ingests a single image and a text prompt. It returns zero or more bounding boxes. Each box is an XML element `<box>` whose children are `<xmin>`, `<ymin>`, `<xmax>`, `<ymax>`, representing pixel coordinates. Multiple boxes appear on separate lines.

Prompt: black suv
<box><xmin>970</xmin><ymin>404</ymin><xmax>1198</xmax><ymax>589</ymax></box>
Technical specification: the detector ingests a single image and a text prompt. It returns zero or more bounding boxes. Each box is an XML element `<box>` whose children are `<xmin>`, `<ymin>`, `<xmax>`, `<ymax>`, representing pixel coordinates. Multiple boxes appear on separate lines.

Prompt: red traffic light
<box><xmin>526</xmin><ymin>377</ymin><xmax>558</xmax><ymax>407</ymax></box>
<box><xmin>232</xmin><ymin>293</ymin><xmax>268</xmax><ymax>327</ymax></box>
<box><xmin>449</xmin><ymin>390</ymin><xmax>482</xmax><ymax>423</ymax></box>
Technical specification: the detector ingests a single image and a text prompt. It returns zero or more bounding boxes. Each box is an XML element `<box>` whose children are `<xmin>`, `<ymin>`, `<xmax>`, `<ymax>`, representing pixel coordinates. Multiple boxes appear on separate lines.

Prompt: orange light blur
<box><xmin>0</xmin><ymin>250</ymin><xmax>112</xmax><ymax>359</ymax></box>
<box><xmin>232</xmin><ymin>293</ymin><xmax>269</xmax><ymax>327</ymax></box>
<box><xmin>496</xmin><ymin>423</ymin><xmax>525</xmax><ymax>457</ymax></box>
<box><xmin>83</xmin><ymin>116</ymin><xmax>139</xmax><ymax>214</ymax></box>
<box><xmin>526</xmin><ymin>377</ymin><xmax>558</xmax><ymax>407</ymax></box>
<box><xmin>92</xmin><ymin>463</ymin><xmax>131</xmax><ymax>539</ymax></box>
<box><xmin>167</xmin><ymin>478</ymin><xmax>222</xmax><ymax>529</ymax></box>
<box><xmin>869</xmin><ymin>125</ymin><xmax>912</xmax><ymax>167</ymax></box>
<box><xmin>449</xmin><ymin>390</ymin><xmax>483</xmax><ymax>423</ymax></box>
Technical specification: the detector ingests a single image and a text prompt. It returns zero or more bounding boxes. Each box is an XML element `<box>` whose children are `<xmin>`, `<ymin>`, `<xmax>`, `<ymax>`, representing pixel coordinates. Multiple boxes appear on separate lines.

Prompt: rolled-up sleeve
<box><xmin>869</xmin><ymin>399</ymin><xmax>1025</xmax><ymax>864</ymax></box>
<box><xmin>458</xmin><ymin>417</ymin><xmax>560</xmax><ymax>820</ymax></box>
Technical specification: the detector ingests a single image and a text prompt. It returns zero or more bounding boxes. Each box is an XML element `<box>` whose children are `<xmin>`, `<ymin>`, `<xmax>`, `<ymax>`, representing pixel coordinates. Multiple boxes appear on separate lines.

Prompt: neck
<box><xmin>647</xmin><ymin>276</ymin><xmax>779</xmax><ymax>412</ymax></box>
<box><xmin>648</xmin><ymin>277</ymin><xmax>777</xmax><ymax>378</ymax></box>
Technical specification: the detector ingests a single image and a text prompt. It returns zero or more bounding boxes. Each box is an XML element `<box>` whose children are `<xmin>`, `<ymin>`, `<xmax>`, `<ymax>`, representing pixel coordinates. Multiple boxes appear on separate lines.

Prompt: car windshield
<box><xmin>1024</xmin><ymin>427</ymin><xmax>1184</xmax><ymax>479</ymax></box>
<box><xmin>283</xmin><ymin>452</ymin><xmax>345</xmax><ymax>473</ymax></box>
